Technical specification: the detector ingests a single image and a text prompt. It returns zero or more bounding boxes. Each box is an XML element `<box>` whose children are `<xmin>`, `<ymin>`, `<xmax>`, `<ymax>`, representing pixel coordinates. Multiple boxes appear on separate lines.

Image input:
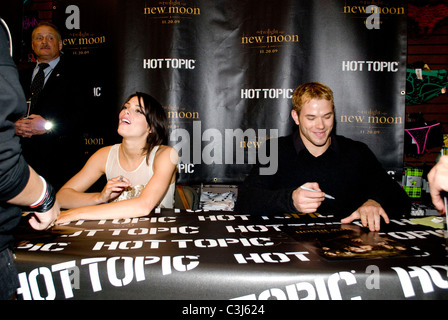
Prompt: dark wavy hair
<box><xmin>121</xmin><ymin>92</ymin><xmax>168</xmax><ymax>164</ymax></box>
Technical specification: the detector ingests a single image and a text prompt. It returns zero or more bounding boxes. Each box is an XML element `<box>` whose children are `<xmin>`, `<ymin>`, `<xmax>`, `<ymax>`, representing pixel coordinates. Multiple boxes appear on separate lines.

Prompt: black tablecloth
<box><xmin>13</xmin><ymin>209</ymin><xmax>448</xmax><ymax>300</ymax></box>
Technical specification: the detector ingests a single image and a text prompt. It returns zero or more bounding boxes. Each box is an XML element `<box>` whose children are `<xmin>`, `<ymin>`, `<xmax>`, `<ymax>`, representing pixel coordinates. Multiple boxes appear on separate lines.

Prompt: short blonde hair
<box><xmin>292</xmin><ymin>82</ymin><xmax>334</xmax><ymax>115</ymax></box>
<box><xmin>31</xmin><ymin>22</ymin><xmax>62</xmax><ymax>42</ymax></box>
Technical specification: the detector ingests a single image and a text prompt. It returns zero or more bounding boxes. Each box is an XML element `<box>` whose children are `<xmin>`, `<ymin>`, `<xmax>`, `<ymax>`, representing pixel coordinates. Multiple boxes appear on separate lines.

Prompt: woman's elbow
<box><xmin>132</xmin><ymin>198</ymin><xmax>158</xmax><ymax>217</ymax></box>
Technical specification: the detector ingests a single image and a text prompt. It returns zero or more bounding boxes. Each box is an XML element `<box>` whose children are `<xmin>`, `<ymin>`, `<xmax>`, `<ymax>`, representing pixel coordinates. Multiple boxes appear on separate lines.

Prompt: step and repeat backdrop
<box><xmin>38</xmin><ymin>0</ymin><xmax>406</xmax><ymax>184</ymax></box>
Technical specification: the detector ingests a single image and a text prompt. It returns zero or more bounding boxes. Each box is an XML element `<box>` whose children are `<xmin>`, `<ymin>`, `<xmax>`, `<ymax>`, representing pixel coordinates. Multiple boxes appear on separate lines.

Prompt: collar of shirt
<box><xmin>32</xmin><ymin>56</ymin><xmax>60</xmax><ymax>82</ymax></box>
<box><xmin>292</xmin><ymin>128</ymin><xmax>340</xmax><ymax>155</ymax></box>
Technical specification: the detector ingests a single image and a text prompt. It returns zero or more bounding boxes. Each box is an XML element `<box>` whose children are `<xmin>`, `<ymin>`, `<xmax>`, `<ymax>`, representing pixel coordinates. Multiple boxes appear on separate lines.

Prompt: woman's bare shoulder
<box><xmin>86</xmin><ymin>145</ymin><xmax>114</xmax><ymax>165</ymax></box>
<box><xmin>154</xmin><ymin>145</ymin><xmax>178</xmax><ymax>165</ymax></box>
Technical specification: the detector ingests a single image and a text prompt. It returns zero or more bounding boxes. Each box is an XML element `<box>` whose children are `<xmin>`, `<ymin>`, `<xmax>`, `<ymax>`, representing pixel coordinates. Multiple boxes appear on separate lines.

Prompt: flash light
<box><xmin>44</xmin><ymin>121</ymin><xmax>53</xmax><ymax>131</ymax></box>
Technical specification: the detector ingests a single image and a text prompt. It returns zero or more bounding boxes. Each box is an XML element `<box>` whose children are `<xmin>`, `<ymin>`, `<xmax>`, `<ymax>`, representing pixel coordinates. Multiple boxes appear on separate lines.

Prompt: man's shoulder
<box><xmin>334</xmin><ymin>134</ymin><xmax>368</xmax><ymax>148</ymax></box>
<box><xmin>52</xmin><ymin>56</ymin><xmax>76</xmax><ymax>72</ymax></box>
<box><xmin>46</xmin><ymin>56</ymin><xmax>82</xmax><ymax>87</ymax></box>
<box><xmin>265</xmin><ymin>134</ymin><xmax>295</xmax><ymax>149</ymax></box>
<box><xmin>333</xmin><ymin>134</ymin><xmax>374</xmax><ymax>158</ymax></box>
<box><xmin>52</xmin><ymin>56</ymin><xmax>68</xmax><ymax>72</ymax></box>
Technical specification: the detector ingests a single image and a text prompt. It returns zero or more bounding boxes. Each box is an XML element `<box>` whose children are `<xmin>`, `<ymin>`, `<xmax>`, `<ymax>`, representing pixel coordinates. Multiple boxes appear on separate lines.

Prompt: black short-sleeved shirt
<box><xmin>0</xmin><ymin>25</ymin><xmax>30</xmax><ymax>252</ymax></box>
<box><xmin>235</xmin><ymin>130</ymin><xmax>411</xmax><ymax>219</ymax></box>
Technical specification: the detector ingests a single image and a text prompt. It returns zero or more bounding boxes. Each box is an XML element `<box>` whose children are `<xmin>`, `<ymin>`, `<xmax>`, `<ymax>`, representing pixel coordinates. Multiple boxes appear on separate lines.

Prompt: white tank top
<box><xmin>105</xmin><ymin>144</ymin><xmax>175</xmax><ymax>208</ymax></box>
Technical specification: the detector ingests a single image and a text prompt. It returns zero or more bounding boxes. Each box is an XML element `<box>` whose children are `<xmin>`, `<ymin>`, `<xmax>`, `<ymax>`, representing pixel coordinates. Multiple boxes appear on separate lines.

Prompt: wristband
<box><xmin>30</xmin><ymin>176</ymin><xmax>47</xmax><ymax>207</ymax></box>
<box><xmin>29</xmin><ymin>176</ymin><xmax>56</xmax><ymax>213</ymax></box>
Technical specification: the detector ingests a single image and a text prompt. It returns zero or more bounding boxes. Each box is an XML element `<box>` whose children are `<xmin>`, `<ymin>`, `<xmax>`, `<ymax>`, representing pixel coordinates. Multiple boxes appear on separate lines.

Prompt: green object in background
<box><xmin>403</xmin><ymin>167</ymin><xmax>423</xmax><ymax>198</ymax></box>
<box><xmin>410</xmin><ymin>216</ymin><xmax>444</xmax><ymax>229</ymax></box>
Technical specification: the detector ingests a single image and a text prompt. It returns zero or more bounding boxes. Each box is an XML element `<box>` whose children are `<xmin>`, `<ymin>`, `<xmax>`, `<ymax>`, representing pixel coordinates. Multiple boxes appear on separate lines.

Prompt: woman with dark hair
<box><xmin>55</xmin><ymin>92</ymin><xmax>178</xmax><ymax>223</ymax></box>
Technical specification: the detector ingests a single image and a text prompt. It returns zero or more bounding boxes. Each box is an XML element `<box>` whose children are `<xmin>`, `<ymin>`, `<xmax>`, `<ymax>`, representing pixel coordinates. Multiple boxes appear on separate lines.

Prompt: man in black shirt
<box><xmin>0</xmin><ymin>19</ymin><xmax>59</xmax><ymax>300</ymax></box>
<box><xmin>236</xmin><ymin>82</ymin><xmax>411</xmax><ymax>231</ymax></box>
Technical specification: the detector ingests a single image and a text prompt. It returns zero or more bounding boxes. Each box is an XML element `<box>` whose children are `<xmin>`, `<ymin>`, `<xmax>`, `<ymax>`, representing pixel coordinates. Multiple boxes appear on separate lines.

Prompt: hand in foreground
<box><xmin>428</xmin><ymin>155</ymin><xmax>448</xmax><ymax>213</ymax></box>
<box><xmin>292</xmin><ymin>182</ymin><xmax>325</xmax><ymax>213</ymax></box>
<box><xmin>55</xmin><ymin>209</ymin><xmax>77</xmax><ymax>225</ymax></box>
<box><xmin>14</xmin><ymin>114</ymin><xmax>48</xmax><ymax>138</ymax></box>
<box><xmin>341</xmin><ymin>199</ymin><xmax>389</xmax><ymax>232</ymax></box>
<box><xmin>98</xmin><ymin>175</ymin><xmax>131</xmax><ymax>203</ymax></box>
<box><xmin>28</xmin><ymin>201</ymin><xmax>60</xmax><ymax>230</ymax></box>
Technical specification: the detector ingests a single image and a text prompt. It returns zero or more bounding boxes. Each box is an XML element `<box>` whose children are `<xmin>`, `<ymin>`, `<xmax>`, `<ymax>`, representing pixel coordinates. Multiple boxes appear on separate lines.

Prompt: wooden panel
<box><xmin>405</xmin><ymin>13</ymin><xmax>448</xmax><ymax>168</ymax></box>
<box><xmin>408</xmin><ymin>46</ymin><xmax>448</xmax><ymax>55</ymax></box>
<box><xmin>408</xmin><ymin>35</ymin><xmax>448</xmax><ymax>45</ymax></box>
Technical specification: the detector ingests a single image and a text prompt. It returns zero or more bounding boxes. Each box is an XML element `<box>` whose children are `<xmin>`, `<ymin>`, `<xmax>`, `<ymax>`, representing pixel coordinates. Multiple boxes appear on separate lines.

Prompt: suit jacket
<box><xmin>18</xmin><ymin>56</ymin><xmax>87</xmax><ymax>189</ymax></box>
<box><xmin>20</xmin><ymin>56</ymin><xmax>82</xmax><ymax>134</ymax></box>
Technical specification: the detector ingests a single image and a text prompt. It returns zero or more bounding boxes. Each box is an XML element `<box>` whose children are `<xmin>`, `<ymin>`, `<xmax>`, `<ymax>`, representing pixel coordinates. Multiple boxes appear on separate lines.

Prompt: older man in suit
<box><xmin>14</xmin><ymin>22</ymin><xmax>86</xmax><ymax>190</ymax></box>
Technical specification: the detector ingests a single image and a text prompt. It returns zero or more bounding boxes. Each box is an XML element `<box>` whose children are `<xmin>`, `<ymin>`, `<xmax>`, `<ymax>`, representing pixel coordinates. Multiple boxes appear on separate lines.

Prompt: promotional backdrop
<box><xmin>26</xmin><ymin>0</ymin><xmax>407</xmax><ymax>184</ymax></box>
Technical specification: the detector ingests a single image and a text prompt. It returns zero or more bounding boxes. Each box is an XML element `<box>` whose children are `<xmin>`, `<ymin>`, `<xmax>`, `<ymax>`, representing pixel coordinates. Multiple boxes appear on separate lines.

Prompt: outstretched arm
<box><xmin>56</xmin><ymin>146</ymin><xmax>178</xmax><ymax>223</ymax></box>
<box><xmin>56</xmin><ymin>146</ymin><xmax>131</xmax><ymax>208</ymax></box>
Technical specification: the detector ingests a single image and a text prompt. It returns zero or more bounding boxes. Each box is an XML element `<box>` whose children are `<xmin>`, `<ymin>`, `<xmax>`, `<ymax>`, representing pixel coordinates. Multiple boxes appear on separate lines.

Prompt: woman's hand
<box><xmin>98</xmin><ymin>175</ymin><xmax>131</xmax><ymax>203</ymax></box>
<box><xmin>55</xmin><ymin>209</ymin><xmax>75</xmax><ymax>225</ymax></box>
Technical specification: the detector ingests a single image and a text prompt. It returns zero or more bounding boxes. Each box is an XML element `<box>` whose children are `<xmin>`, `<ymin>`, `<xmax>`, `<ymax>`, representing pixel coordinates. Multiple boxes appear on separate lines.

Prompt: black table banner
<box><xmin>13</xmin><ymin>209</ymin><xmax>448</xmax><ymax>300</ymax></box>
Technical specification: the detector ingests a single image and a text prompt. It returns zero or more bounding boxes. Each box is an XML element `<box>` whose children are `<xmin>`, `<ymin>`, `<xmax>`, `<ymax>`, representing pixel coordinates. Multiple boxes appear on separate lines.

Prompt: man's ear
<box><xmin>291</xmin><ymin>109</ymin><xmax>300</xmax><ymax>126</ymax></box>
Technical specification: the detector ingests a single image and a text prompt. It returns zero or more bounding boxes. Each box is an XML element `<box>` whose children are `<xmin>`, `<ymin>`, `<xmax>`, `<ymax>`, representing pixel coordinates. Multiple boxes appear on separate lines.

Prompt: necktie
<box><xmin>30</xmin><ymin>62</ymin><xmax>49</xmax><ymax>107</ymax></box>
